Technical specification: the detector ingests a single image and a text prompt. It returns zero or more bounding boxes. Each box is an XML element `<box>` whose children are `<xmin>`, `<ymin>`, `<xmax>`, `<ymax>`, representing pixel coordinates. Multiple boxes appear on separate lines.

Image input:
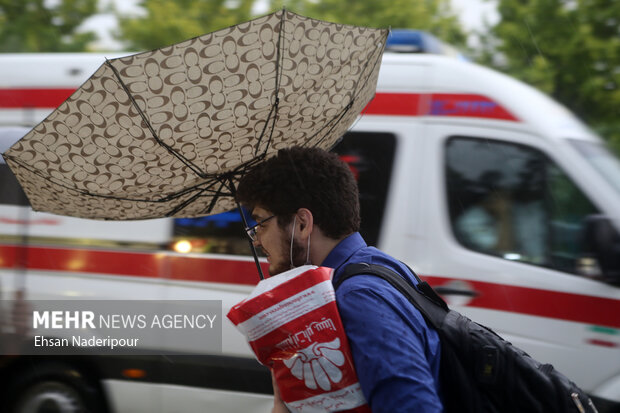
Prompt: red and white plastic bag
<box><xmin>227</xmin><ymin>265</ymin><xmax>370</xmax><ymax>413</ymax></box>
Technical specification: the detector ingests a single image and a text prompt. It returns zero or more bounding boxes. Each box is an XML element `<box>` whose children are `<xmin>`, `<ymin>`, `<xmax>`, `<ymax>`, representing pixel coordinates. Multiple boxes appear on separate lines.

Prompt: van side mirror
<box><xmin>579</xmin><ymin>215</ymin><xmax>620</xmax><ymax>285</ymax></box>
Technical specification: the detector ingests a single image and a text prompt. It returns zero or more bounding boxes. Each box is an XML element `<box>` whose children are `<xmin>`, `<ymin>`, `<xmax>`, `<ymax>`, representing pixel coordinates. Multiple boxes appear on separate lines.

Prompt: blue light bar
<box><xmin>386</xmin><ymin>30</ymin><xmax>443</xmax><ymax>54</ymax></box>
<box><xmin>385</xmin><ymin>29</ymin><xmax>466</xmax><ymax>60</ymax></box>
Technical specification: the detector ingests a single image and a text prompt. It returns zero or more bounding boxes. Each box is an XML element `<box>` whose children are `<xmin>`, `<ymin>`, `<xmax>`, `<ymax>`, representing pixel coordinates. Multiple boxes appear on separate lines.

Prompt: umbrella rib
<box><xmin>254</xmin><ymin>9</ymin><xmax>286</xmax><ymax>159</ymax></box>
<box><xmin>166</xmin><ymin>159</ymin><xmax>264</xmax><ymax>216</ymax></box>
<box><xmin>253</xmin><ymin>103</ymin><xmax>278</xmax><ymax>158</ymax></box>
<box><xmin>348</xmin><ymin>30</ymin><xmax>389</xmax><ymax>110</ymax></box>
<box><xmin>166</xmin><ymin>187</ymin><xmax>210</xmax><ymax>217</ymax></box>
<box><xmin>166</xmin><ymin>174</ymin><xmax>237</xmax><ymax>217</ymax></box>
<box><xmin>304</xmin><ymin>102</ymin><xmax>354</xmax><ymax>149</ymax></box>
<box><xmin>309</xmin><ymin>29</ymin><xmax>389</xmax><ymax>149</ymax></box>
<box><xmin>206</xmin><ymin>178</ymin><xmax>230</xmax><ymax>214</ymax></box>
<box><xmin>162</xmin><ymin>180</ymin><xmax>233</xmax><ymax>202</ymax></box>
<box><xmin>104</xmin><ymin>59</ymin><xmax>208</xmax><ymax>179</ymax></box>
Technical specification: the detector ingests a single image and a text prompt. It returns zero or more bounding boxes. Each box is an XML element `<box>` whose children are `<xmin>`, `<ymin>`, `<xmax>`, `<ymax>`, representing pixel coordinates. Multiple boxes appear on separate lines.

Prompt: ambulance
<box><xmin>0</xmin><ymin>30</ymin><xmax>619</xmax><ymax>412</ymax></box>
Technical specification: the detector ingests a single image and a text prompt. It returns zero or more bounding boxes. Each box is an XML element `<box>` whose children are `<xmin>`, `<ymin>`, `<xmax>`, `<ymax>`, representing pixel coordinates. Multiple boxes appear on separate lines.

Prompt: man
<box><xmin>236</xmin><ymin>146</ymin><xmax>443</xmax><ymax>412</ymax></box>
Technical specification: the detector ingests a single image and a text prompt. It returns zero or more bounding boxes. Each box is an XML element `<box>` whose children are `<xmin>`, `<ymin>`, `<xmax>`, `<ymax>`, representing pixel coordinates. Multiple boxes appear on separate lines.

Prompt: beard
<box><xmin>269</xmin><ymin>236</ymin><xmax>307</xmax><ymax>276</ymax></box>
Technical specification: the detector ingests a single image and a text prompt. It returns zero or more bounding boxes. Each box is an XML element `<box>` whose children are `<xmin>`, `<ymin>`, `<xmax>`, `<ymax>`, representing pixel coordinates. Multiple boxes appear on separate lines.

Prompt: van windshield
<box><xmin>570</xmin><ymin>140</ymin><xmax>620</xmax><ymax>195</ymax></box>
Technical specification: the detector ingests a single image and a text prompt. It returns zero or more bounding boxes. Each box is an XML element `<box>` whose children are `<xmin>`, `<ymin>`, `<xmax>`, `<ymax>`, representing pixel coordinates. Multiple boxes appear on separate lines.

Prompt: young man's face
<box><xmin>251</xmin><ymin>206</ymin><xmax>292</xmax><ymax>276</ymax></box>
<box><xmin>251</xmin><ymin>206</ymin><xmax>307</xmax><ymax>276</ymax></box>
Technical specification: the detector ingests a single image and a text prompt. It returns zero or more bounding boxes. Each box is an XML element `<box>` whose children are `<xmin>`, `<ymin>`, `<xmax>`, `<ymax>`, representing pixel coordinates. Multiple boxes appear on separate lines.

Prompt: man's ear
<box><xmin>296</xmin><ymin>208</ymin><xmax>314</xmax><ymax>238</ymax></box>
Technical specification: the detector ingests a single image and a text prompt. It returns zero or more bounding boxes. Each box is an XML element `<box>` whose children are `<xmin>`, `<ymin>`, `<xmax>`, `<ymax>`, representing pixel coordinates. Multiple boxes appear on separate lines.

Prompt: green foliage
<box><xmin>118</xmin><ymin>0</ymin><xmax>466</xmax><ymax>52</ymax></box>
<box><xmin>117</xmin><ymin>0</ymin><xmax>257</xmax><ymax>51</ymax></box>
<box><xmin>0</xmin><ymin>0</ymin><xmax>97</xmax><ymax>52</ymax></box>
<box><xmin>479</xmin><ymin>0</ymin><xmax>620</xmax><ymax>153</ymax></box>
<box><xmin>594</xmin><ymin>122</ymin><xmax>620</xmax><ymax>156</ymax></box>
<box><xmin>268</xmin><ymin>0</ymin><xmax>466</xmax><ymax>46</ymax></box>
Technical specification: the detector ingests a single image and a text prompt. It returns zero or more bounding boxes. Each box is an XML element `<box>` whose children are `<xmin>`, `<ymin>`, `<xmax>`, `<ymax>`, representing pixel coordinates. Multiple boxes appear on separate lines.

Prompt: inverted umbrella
<box><xmin>2</xmin><ymin>10</ymin><xmax>387</xmax><ymax>222</ymax></box>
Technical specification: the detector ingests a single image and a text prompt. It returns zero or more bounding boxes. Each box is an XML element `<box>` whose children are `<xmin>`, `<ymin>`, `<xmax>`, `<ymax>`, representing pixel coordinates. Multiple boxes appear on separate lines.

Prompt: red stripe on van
<box><xmin>586</xmin><ymin>339</ymin><xmax>619</xmax><ymax>348</ymax></box>
<box><xmin>1</xmin><ymin>245</ymin><xmax>617</xmax><ymax>329</ymax></box>
<box><xmin>0</xmin><ymin>88</ymin><xmax>74</xmax><ymax>108</ymax></box>
<box><xmin>424</xmin><ymin>275</ymin><xmax>620</xmax><ymax>329</ymax></box>
<box><xmin>0</xmin><ymin>217</ymin><xmax>61</xmax><ymax>225</ymax></box>
<box><xmin>1</xmin><ymin>245</ymin><xmax>267</xmax><ymax>286</ymax></box>
<box><xmin>364</xmin><ymin>92</ymin><xmax>519</xmax><ymax>121</ymax></box>
<box><xmin>364</xmin><ymin>93</ymin><xmax>422</xmax><ymax>116</ymax></box>
<box><xmin>428</xmin><ymin>93</ymin><xmax>519</xmax><ymax>121</ymax></box>
<box><xmin>0</xmin><ymin>88</ymin><xmax>519</xmax><ymax>121</ymax></box>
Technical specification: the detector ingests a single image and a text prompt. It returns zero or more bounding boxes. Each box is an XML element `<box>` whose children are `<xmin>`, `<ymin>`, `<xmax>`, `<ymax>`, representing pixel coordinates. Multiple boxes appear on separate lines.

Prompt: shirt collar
<box><xmin>321</xmin><ymin>232</ymin><xmax>367</xmax><ymax>272</ymax></box>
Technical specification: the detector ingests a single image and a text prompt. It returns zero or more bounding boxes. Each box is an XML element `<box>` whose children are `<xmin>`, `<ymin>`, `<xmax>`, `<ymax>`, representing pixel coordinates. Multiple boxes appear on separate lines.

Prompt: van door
<box><xmin>408</xmin><ymin>123</ymin><xmax>620</xmax><ymax>400</ymax></box>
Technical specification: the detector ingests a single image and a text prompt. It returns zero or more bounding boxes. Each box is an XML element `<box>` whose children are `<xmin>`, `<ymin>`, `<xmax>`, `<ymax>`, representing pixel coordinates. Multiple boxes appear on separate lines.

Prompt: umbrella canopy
<box><xmin>2</xmin><ymin>10</ymin><xmax>388</xmax><ymax>220</ymax></box>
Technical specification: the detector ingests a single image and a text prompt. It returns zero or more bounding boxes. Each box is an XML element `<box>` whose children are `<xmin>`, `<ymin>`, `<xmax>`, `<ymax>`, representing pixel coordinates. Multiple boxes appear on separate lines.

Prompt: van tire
<box><xmin>7</xmin><ymin>361</ymin><xmax>107</xmax><ymax>413</ymax></box>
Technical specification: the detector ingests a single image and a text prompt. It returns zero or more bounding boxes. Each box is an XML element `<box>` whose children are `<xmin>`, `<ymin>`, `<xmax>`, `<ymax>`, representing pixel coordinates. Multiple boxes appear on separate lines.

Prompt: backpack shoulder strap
<box><xmin>333</xmin><ymin>262</ymin><xmax>449</xmax><ymax>330</ymax></box>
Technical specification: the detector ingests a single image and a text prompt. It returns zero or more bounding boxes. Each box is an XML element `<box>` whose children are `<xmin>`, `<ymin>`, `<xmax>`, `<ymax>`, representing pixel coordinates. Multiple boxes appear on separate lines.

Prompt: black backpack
<box><xmin>334</xmin><ymin>263</ymin><xmax>599</xmax><ymax>413</ymax></box>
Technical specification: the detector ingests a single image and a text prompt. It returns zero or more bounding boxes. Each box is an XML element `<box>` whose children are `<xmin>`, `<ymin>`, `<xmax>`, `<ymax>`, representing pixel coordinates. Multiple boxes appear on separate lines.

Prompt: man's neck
<box><xmin>309</xmin><ymin>232</ymin><xmax>349</xmax><ymax>266</ymax></box>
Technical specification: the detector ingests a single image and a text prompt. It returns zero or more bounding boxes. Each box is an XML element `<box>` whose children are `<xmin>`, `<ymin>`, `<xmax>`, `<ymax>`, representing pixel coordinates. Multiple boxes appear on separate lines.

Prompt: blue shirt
<box><xmin>322</xmin><ymin>232</ymin><xmax>443</xmax><ymax>412</ymax></box>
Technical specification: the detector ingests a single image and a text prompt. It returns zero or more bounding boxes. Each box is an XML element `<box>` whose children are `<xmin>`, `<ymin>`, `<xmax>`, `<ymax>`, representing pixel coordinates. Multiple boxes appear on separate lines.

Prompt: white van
<box><xmin>1</xmin><ymin>35</ymin><xmax>619</xmax><ymax>412</ymax></box>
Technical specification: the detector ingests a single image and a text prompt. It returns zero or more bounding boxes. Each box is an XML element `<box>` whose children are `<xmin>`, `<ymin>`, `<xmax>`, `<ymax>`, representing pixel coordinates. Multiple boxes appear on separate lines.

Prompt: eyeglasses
<box><xmin>245</xmin><ymin>215</ymin><xmax>276</xmax><ymax>242</ymax></box>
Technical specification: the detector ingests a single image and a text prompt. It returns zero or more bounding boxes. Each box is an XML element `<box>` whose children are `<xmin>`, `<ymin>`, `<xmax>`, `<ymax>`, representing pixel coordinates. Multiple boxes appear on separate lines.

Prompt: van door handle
<box><xmin>433</xmin><ymin>282</ymin><xmax>479</xmax><ymax>298</ymax></box>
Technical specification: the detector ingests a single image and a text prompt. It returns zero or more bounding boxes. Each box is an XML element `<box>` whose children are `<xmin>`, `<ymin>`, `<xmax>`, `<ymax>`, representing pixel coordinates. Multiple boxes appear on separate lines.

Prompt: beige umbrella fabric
<box><xmin>2</xmin><ymin>10</ymin><xmax>388</xmax><ymax>220</ymax></box>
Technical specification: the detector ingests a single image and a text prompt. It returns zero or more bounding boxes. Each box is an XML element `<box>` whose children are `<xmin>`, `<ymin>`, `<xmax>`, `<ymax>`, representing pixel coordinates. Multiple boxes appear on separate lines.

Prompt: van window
<box><xmin>446</xmin><ymin>137</ymin><xmax>599</xmax><ymax>274</ymax></box>
<box><xmin>334</xmin><ymin>131</ymin><xmax>396</xmax><ymax>247</ymax></box>
<box><xmin>0</xmin><ymin>164</ymin><xmax>29</xmax><ymax>206</ymax></box>
<box><xmin>172</xmin><ymin>131</ymin><xmax>396</xmax><ymax>254</ymax></box>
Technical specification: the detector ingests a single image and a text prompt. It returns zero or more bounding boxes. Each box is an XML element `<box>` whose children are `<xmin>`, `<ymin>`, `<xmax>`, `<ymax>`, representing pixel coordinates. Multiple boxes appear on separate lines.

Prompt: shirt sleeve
<box><xmin>336</xmin><ymin>282</ymin><xmax>443</xmax><ymax>413</ymax></box>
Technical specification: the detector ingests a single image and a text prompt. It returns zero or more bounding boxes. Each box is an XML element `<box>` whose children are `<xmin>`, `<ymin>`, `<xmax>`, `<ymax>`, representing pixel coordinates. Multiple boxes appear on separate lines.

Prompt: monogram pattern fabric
<box><xmin>3</xmin><ymin>11</ymin><xmax>388</xmax><ymax>220</ymax></box>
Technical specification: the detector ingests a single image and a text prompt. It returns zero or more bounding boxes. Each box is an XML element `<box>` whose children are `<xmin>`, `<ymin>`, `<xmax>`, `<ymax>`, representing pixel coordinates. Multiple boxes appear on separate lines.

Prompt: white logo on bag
<box><xmin>276</xmin><ymin>317</ymin><xmax>336</xmax><ymax>351</ymax></box>
<box><xmin>283</xmin><ymin>338</ymin><xmax>345</xmax><ymax>391</ymax></box>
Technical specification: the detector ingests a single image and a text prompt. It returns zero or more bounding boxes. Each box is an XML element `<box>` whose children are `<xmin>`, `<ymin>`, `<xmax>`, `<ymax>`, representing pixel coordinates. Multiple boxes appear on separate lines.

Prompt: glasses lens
<box><xmin>246</xmin><ymin>227</ymin><xmax>256</xmax><ymax>241</ymax></box>
<box><xmin>245</xmin><ymin>215</ymin><xmax>274</xmax><ymax>242</ymax></box>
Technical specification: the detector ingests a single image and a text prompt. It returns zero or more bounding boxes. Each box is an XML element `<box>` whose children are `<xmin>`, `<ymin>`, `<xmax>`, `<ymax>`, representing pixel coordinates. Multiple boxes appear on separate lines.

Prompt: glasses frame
<box><xmin>245</xmin><ymin>215</ymin><xmax>276</xmax><ymax>241</ymax></box>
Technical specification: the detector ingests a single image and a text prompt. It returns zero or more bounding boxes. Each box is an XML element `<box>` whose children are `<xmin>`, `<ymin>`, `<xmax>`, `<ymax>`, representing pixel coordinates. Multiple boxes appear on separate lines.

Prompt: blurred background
<box><xmin>1</xmin><ymin>2</ymin><xmax>620</xmax><ymax>413</ymax></box>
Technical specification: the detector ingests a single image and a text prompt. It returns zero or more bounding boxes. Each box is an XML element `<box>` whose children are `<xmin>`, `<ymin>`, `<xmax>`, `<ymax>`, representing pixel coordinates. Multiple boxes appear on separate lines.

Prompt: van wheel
<box><xmin>8</xmin><ymin>362</ymin><xmax>106</xmax><ymax>413</ymax></box>
<box><xmin>13</xmin><ymin>381</ymin><xmax>85</xmax><ymax>413</ymax></box>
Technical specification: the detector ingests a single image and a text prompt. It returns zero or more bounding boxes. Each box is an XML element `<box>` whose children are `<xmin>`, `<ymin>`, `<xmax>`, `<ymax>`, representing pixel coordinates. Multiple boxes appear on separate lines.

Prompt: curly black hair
<box><xmin>236</xmin><ymin>146</ymin><xmax>360</xmax><ymax>239</ymax></box>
